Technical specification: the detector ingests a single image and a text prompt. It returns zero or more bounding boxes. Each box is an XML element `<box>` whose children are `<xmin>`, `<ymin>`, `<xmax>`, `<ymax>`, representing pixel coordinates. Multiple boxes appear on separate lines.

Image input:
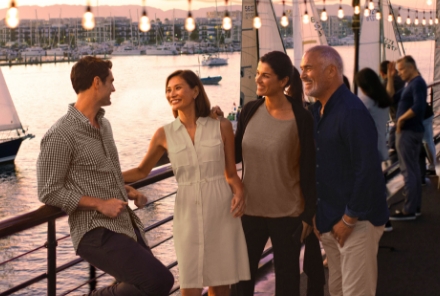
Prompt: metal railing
<box><xmin>1</xmin><ymin>81</ymin><xmax>440</xmax><ymax>295</ymax></box>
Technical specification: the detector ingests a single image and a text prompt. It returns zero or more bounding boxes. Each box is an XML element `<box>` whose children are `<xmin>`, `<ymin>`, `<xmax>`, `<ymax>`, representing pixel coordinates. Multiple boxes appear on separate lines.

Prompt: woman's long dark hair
<box><xmin>355</xmin><ymin>68</ymin><xmax>392</xmax><ymax>108</ymax></box>
<box><xmin>260</xmin><ymin>51</ymin><xmax>303</xmax><ymax>102</ymax></box>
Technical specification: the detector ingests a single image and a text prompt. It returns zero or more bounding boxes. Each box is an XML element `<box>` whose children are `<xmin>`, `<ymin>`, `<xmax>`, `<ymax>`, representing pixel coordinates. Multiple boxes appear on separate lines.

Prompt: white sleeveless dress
<box><xmin>163</xmin><ymin>116</ymin><xmax>250</xmax><ymax>289</ymax></box>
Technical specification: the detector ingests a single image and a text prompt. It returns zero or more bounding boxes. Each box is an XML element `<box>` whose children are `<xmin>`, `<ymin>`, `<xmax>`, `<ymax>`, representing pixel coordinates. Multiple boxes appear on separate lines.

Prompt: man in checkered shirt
<box><xmin>37</xmin><ymin>56</ymin><xmax>174</xmax><ymax>295</ymax></box>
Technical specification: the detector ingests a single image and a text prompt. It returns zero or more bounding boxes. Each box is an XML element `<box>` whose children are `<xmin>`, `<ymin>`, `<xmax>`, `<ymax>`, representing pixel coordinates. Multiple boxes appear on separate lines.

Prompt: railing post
<box><xmin>89</xmin><ymin>264</ymin><xmax>97</xmax><ymax>292</ymax></box>
<box><xmin>430</xmin><ymin>85</ymin><xmax>434</xmax><ymax>107</ymax></box>
<box><xmin>46</xmin><ymin>219</ymin><xmax>57</xmax><ymax>296</ymax></box>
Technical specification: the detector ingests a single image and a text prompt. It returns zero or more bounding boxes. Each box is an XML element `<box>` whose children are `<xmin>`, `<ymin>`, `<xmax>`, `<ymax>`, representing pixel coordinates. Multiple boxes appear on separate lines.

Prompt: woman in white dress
<box><xmin>122</xmin><ymin>70</ymin><xmax>250</xmax><ymax>296</ymax></box>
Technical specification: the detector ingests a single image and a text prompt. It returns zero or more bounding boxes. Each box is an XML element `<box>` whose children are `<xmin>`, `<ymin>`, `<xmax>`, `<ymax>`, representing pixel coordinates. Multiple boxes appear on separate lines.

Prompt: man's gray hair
<box><xmin>306</xmin><ymin>45</ymin><xmax>344</xmax><ymax>74</ymax></box>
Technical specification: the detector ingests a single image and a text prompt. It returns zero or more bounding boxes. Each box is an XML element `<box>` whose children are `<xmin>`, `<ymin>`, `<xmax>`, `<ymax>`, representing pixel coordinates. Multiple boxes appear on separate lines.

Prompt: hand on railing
<box><xmin>97</xmin><ymin>199</ymin><xmax>128</xmax><ymax>219</ymax></box>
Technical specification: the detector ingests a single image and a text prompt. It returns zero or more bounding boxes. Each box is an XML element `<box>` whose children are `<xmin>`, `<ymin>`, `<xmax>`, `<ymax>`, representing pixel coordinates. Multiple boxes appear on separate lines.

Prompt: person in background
<box><xmin>422</xmin><ymin>100</ymin><xmax>437</xmax><ymax>176</ymax></box>
<box><xmin>387</xmin><ymin>56</ymin><xmax>427</xmax><ymax>220</ymax></box>
<box><xmin>380</xmin><ymin>60</ymin><xmax>405</xmax><ymax>155</ymax></box>
<box><xmin>123</xmin><ymin>70</ymin><xmax>250</xmax><ymax>296</ymax></box>
<box><xmin>231</xmin><ymin>51</ymin><xmax>321</xmax><ymax>296</ymax></box>
<box><xmin>37</xmin><ymin>56</ymin><xmax>174</xmax><ymax>296</ymax></box>
<box><xmin>301</xmin><ymin>45</ymin><xmax>388</xmax><ymax>296</ymax></box>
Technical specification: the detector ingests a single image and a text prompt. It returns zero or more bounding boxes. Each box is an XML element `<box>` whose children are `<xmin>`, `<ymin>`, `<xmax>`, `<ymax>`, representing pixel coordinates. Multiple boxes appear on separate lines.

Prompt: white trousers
<box><xmin>321</xmin><ymin>221</ymin><xmax>384</xmax><ymax>296</ymax></box>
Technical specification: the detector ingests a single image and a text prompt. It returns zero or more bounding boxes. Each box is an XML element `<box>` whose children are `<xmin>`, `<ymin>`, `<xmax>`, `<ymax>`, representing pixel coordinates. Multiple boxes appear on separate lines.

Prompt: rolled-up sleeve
<box><xmin>37</xmin><ymin>130</ymin><xmax>83</xmax><ymax>214</ymax></box>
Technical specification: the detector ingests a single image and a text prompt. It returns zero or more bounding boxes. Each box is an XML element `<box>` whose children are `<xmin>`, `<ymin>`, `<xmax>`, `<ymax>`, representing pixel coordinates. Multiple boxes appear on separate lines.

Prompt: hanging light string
<box><xmin>303</xmin><ymin>0</ymin><xmax>310</xmax><ymax>24</ymax></box>
<box><xmin>321</xmin><ymin>0</ymin><xmax>328</xmax><ymax>21</ymax></box>
<box><xmin>338</xmin><ymin>0</ymin><xmax>344</xmax><ymax>19</ymax></box>
<box><xmin>139</xmin><ymin>0</ymin><xmax>151</xmax><ymax>32</ymax></box>
<box><xmin>375</xmin><ymin>0</ymin><xmax>382</xmax><ymax>20</ymax></box>
<box><xmin>397</xmin><ymin>7</ymin><xmax>402</xmax><ymax>24</ymax></box>
<box><xmin>6</xmin><ymin>0</ymin><xmax>19</xmax><ymax>28</ymax></box>
<box><xmin>222</xmin><ymin>0</ymin><xmax>232</xmax><ymax>30</ymax></box>
<box><xmin>364</xmin><ymin>1</ymin><xmax>370</xmax><ymax>17</ymax></box>
<box><xmin>82</xmin><ymin>0</ymin><xmax>95</xmax><ymax>30</ymax></box>
<box><xmin>280</xmin><ymin>0</ymin><xmax>289</xmax><ymax>27</ymax></box>
<box><xmin>253</xmin><ymin>0</ymin><xmax>261</xmax><ymax>29</ymax></box>
<box><xmin>429</xmin><ymin>11</ymin><xmax>433</xmax><ymax>25</ymax></box>
<box><xmin>185</xmin><ymin>0</ymin><xmax>195</xmax><ymax>31</ymax></box>
<box><xmin>373</xmin><ymin>4</ymin><xmax>439</xmax><ymax>26</ymax></box>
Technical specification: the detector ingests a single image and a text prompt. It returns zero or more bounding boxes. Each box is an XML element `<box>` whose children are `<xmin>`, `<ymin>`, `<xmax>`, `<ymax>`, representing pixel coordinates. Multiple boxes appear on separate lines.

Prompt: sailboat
<box><xmin>0</xmin><ymin>68</ymin><xmax>34</xmax><ymax>164</ymax></box>
<box><xmin>240</xmin><ymin>0</ymin><xmax>285</xmax><ymax>106</ymax></box>
<box><xmin>358</xmin><ymin>0</ymin><xmax>404</xmax><ymax>73</ymax></box>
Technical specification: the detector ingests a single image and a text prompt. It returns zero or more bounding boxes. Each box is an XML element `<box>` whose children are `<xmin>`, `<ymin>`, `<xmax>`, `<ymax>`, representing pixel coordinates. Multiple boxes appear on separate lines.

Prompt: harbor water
<box><xmin>0</xmin><ymin>41</ymin><xmax>435</xmax><ymax>295</ymax></box>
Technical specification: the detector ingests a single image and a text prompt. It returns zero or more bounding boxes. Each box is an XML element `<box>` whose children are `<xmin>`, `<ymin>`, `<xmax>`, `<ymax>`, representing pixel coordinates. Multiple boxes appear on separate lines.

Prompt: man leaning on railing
<box><xmin>37</xmin><ymin>56</ymin><xmax>174</xmax><ymax>296</ymax></box>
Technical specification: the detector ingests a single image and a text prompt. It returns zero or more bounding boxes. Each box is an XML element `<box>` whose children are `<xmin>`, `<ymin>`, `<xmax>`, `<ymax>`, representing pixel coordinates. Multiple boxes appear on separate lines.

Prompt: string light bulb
<box><xmin>414</xmin><ymin>10</ymin><xmax>419</xmax><ymax>25</ymax></box>
<box><xmin>364</xmin><ymin>6</ymin><xmax>370</xmax><ymax>17</ymax></box>
<box><xmin>185</xmin><ymin>0</ymin><xmax>195</xmax><ymax>31</ymax></box>
<box><xmin>303</xmin><ymin>0</ymin><xmax>309</xmax><ymax>23</ymax></box>
<box><xmin>253</xmin><ymin>0</ymin><xmax>261</xmax><ymax>29</ymax></box>
<box><xmin>388</xmin><ymin>12</ymin><xmax>393</xmax><ymax>22</ymax></box>
<box><xmin>280</xmin><ymin>1</ymin><xmax>289</xmax><ymax>27</ymax></box>
<box><xmin>321</xmin><ymin>0</ymin><xmax>328</xmax><ymax>21</ymax></box>
<box><xmin>281</xmin><ymin>12</ymin><xmax>289</xmax><ymax>27</ymax></box>
<box><xmin>368</xmin><ymin>0</ymin><xmax>375</xmax><ymax>10</ymax></box>
<box><xmin>435</xmin><ymin>16</ymin><xmax>439</xmax><ymax>24</ymax></box>
<box><xmin>427</xmin><ymin>0</ymin><xmax>433</xmax><ymax>5</ymax></box>
<box><xmin>354</xmin><ymin>5</ymin><xmax>360</xmax><ymax>15</ymax></box>
<box><xmin>429</xmin><ymin>11</ymin><xmax>433</xmax><ymax>25</ymax></box>
<box><xmin>6</xmin><ymin>0</ymin><xmax>19</xmax><ymax>29</ymax></box>
<box><xmin>422</xmin><ymin>12</ymin><xmax>426</xmax><ymax>25</ymax></box>
<box><xmin>338</xmin><ymin>5</ymin><xmax>344</xmax><ymax>19</ymax></box>
<box><xmin>376</xmin><ymin>10</ymin><xmax>381</xmax><ymax>20</ymax></box>
<box><xmin>397</xmin><ymin>7</ymin><xmax>402</xmax><ymax>24</ymax></box>
<box><xmin>82</xmin><ymin>3</ymin><xmax>95</xmax><ymax>30</ymax></box>
<box><xmin>222</xmin><ymin>1</ymin><xmax>232</xmax><ymax>30</ymax></box>
<box><xmin>139</xmin><ymin>1</ymin><xmax>151</xmax><ymax>32</ymax></box>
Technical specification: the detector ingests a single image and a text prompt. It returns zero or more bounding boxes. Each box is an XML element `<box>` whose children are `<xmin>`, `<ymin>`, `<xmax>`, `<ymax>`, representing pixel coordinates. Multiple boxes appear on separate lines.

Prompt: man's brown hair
<box><xmin>70</xmin><ymin>56</ymin><xmax>113</xmax><ymax>94</ymax></box>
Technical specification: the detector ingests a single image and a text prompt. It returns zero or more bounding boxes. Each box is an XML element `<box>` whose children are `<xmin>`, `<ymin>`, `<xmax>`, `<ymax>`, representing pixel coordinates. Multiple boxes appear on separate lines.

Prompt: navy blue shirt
<box><xmin>312</xmin><ymin>85</ymin><xmax>389</xmax><ymax>233</ymax></box>
<box><xmin>395</xmin><ymin>75</ymin><xmax>427</xmax><ymax>133</ymax></box>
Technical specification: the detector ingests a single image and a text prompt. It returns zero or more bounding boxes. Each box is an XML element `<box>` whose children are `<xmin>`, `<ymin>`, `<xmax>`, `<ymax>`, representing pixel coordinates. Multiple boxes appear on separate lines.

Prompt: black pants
<box><xmin>77</xmin><ymin>227</ymin><xmax>174</xmax><ymax>296</ymax></box>
<box><xmin>231</xmin><ymin>215</ymin><xmax>302</xmax><ymax>296</ymax></box>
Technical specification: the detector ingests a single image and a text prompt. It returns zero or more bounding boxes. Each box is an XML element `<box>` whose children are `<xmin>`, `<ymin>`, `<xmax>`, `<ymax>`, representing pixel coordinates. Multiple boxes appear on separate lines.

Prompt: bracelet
<box><xmin>342</xmin><ymin>217</ymin><xmax>356</xmax><ymax>228</ymax></box>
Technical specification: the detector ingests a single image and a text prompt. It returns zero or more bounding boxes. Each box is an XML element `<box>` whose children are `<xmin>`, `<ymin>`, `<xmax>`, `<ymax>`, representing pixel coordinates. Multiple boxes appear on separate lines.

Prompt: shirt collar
<box><xmin>68</xmin><ymin>103</ymin><xmax>106</xmax><ymax>124</ymax></box>
<box><xmin>313</xmin><ymin>83</ymin><xmax>347</xmax><ymax>117</ymax></box>
<box><xmin>172</xmin><ymin>116</ymin><xmax>208</xmax><ymax>131</ymax></box>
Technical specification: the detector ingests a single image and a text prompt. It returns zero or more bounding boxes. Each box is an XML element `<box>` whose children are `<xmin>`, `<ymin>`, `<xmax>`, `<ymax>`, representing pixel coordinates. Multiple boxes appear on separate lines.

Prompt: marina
<box><xmin>0</xmin><ymin>0</ymin><xmax>440</xmax><ymax>295</ymax></box>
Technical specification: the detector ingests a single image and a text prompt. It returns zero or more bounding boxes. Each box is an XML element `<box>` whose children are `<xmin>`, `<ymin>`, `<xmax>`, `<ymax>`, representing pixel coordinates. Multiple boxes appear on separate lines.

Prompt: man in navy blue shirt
<box><xmin>301</xmin><ymin>45</ymin><xmax>389</xmax><ymax>296</ymax></box>
<box><xmin>387</xmin><ymin>56</ymin><xmax>427</xmax><ymax>220</ymax></box>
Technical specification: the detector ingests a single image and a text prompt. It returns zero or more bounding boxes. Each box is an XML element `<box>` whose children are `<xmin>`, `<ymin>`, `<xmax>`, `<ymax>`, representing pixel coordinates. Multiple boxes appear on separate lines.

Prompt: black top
<box><xmin>235</xmin><ymin>96</ymin><xmax>317</xmax><ymax>225</ymax></box>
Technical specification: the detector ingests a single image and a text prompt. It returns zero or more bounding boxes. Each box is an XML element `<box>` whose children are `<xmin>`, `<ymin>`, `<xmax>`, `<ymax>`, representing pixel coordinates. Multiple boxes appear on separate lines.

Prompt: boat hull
<box><xmin>201</xmin><ymin>76</ymin><xmax>222</xmax><ymax>85</ymax></box>
<box><xmin>0</xmin><ymin>137</ymin><xmax>23</xmax><ymax>164</ymax></box>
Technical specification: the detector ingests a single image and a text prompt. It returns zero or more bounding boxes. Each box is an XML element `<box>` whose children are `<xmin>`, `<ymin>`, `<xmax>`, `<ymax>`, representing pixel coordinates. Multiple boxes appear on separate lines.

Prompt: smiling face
<box><xmin>255</xmin><ymin>61</ymin><xmax>288</xmax><ymax>97</ymax></box>
<box><xmin>300</xmin><ymin>51</ymin><xmax>329</xmax><ymax>100</ymax></box>
<box><xmin>97</xmin><ymin>69</ymin><xmax>115</xmax><ymax>107</ymax></box>
<box><xmin>166</xmin><ymin>76</ymin><xmax>198</xmax><ymax>114</ymax></box>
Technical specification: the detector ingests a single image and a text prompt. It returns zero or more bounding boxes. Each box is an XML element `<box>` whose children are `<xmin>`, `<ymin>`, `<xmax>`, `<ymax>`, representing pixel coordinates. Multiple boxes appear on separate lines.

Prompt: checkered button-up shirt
<box><xmin>37</xmin><ymin>104</ymin><xmax>145</xmax><ymax>251</ymax></box>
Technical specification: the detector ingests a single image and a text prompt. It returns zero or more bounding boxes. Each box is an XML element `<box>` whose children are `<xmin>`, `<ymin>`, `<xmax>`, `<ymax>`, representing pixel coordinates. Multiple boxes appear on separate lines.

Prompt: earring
<box><xmin>194</xmin><ymin>97</ymin><xmax>197</xmax><ymax>100</ymax></box>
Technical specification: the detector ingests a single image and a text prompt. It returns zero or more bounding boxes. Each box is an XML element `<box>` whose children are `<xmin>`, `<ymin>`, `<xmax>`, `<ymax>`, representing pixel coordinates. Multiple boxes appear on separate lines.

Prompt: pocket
<box><xmin>168</xmin><ymin>144</ymin><xmax>189</xmax><ymax>167</ymax></box>
<box><xmin>78</xmin><ymin>227</ymin><xmax>108</xmax><ymax>249</ymax></box>
<box><xmin>200</xmin><ymin>139</ymin><xmax>222</xmax><ymax>162</ymax></box>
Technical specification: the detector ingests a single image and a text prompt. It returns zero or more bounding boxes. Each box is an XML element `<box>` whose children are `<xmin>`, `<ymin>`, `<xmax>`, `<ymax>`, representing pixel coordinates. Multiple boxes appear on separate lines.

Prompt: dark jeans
<box><xmin>77</xmin><ymin>227</ymin><xmax>174</xmax><ymax>296</ymax></box>
<box><xmin>231</xmin><ymin>215</ymin><xmax>302</xmax><ymax>296</ymax></box>
<box><xmin>396</xmin><ymin>130</ymin><xmax>424</xmax><ymax>213</ymax></box>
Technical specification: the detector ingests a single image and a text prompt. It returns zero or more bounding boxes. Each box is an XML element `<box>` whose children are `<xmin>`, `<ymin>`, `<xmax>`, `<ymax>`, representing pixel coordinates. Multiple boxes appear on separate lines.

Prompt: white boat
<box><xmin>201</xmin><ymin>53</ymin><xmax>228</xmax><ymax>66</ymax></box>
<box><xmin>21</xmin><ymin>47</ymin><xmax>45</xmax><ymax>57</ymax></box>
<box><xmin>112</xmin><ymin>46</ymin><xmax>146</xmax><ymax>56</ymax></box>
<box><xmin>0</xmin><ymin>68</ymin><xmax>34</xmax><ymax>164</ymax></box>
<box><xmin>240</xmin><ymin>0</ymin><xmax>285</xmax><ymax>105</ymax></box>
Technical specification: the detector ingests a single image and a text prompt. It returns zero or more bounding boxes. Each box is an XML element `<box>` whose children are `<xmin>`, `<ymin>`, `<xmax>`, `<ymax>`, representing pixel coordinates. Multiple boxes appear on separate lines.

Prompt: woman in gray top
<box><xmin>231</xmin><ymin>51</ymin><xmax>321</xmax><ymax>296</ymax></box>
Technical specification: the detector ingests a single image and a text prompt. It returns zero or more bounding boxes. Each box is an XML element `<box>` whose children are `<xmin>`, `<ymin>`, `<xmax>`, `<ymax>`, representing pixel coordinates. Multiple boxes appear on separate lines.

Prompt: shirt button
<box><xmin>318</xmin><ymin>198</ymin><xmax>321</xmax><ymax>201</ymax></box>
<box><xmin>316</xmin><ymin>165</ymin><xmax>319</xmax><ymax>168</ymax></box>
<box><xmin>317</xmin><ymin>147</ymin><xmax>320</xmax><ymax>151</ymax></box>
<box><xmin>317</xmin><ymin>131</ymin><xmax>320</xmax><ymax>134</ymax></box>
<box><xmin>316</xmin><ymin>182</ymin><xmax>320</xmax><ymax>185</ymax></box>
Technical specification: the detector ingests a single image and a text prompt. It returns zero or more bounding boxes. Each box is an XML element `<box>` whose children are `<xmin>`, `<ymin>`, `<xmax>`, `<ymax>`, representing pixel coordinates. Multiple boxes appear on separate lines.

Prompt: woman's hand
<box><xmin>210</xmin><ymin>105</ymin><xmax>224</xmax><ymax>119</ymax></box>
<box><xmin>125</xmin><ymin>185</ymin><xmax>148</xmax><ymax>208</ymax></box>
<box><xmin>230</xmin><ymin>191</ymin><xmax>245</xmax><ymax>218</ymax></box>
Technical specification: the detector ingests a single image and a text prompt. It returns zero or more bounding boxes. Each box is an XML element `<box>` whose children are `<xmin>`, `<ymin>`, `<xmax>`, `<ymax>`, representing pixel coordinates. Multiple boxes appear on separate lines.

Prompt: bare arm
<box><xmin>122</xmin><ymin>127</ymin><xmax>167</xmax><ymax>183</ymax></box>
<box><xmin>220</xmin><ymin>118</ymin><xmax>245</xmax><ymax>217</ymax></box>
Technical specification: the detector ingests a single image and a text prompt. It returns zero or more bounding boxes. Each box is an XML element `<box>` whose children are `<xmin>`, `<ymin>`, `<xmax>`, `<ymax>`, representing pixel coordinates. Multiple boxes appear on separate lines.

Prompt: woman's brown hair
<box><xmin>165</xmin><ymin>70</ymin><xmax>211</xmax><ymax>118</ymax></box>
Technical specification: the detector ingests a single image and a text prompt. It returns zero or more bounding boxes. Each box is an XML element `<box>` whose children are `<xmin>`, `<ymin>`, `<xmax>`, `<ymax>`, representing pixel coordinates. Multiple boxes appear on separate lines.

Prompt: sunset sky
<box><xmin>0</xmin><ymin>0</ymin><xmax>434</xmax><ymax>11</ymax></box>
